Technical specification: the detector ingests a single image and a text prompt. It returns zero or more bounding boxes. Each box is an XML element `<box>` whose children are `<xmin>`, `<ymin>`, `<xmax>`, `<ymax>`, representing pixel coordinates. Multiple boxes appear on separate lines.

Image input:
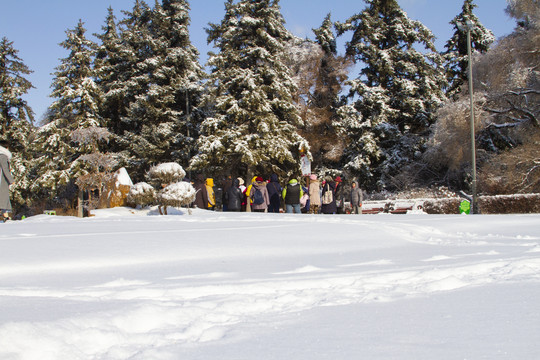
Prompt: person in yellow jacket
<box><xmin>245</xmin><ymin>176</ymin><xmax>258</xmax><ymax>212</ymax></box>
<box><xmin>205</xmin><ymin>178</ymin><xmax>215</xmax><ymax>210</ymax></box>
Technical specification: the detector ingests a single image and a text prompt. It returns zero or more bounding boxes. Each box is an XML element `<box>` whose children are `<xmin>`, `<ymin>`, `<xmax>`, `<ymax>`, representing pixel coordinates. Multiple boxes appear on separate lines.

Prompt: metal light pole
<box><xmin>457</xmin><ymin>19</ymin><xmax>478</xmax><ymax>214</ymax></box>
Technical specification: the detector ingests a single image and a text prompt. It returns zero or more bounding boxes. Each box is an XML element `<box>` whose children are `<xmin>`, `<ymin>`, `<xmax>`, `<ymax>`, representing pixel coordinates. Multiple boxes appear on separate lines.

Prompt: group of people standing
<box><xmin>190</xmin><ymin>173</ymin><xmax>363</xmax><ymax>214</ymax></box>
<box><xmin>1</xmin><ymin>142</ymin><xmax>365</xmax><ymax>219</ymax></box>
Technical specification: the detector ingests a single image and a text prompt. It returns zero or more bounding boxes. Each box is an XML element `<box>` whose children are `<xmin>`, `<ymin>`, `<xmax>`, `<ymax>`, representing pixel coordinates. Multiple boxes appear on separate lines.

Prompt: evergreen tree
<box><xmin>191</xmin><ymin>0</ymin><xmax>308</xmax><ymax>179</ymax></box>
<box><xmin>134</xmin><ymin>0</ymin><xmax>205</xmax><ymax>170</ymax></box>
<box><xmin>48</xmin><ymin>20</ymin><xmax>102</xmax><ymax>129</ymax></box>
<box><xmin>335</xmin><ymin>0</ymin><xmax>447</xmax><ymax>190</ymax></box>
<box><xmin>94</xmin><ymin>7</ymin><xmax>126</xmax><ymax>137</ymax></box>
<box><xmin>29</xmin><ymin>20</ymin><xmax>102</xmax><ymax>203</ymax></box>
<box><xmin>0</xmin><ymin>37</ymin><xmax>35</xmax><ymax>212</ymax></box>
<box><xmin>101</xmin><ymin>0</ymin><xmax>154</xmax><ymax>178</ymax></box>
<box><xmin>96</xmin><ymin>1</ymin><xmax>204</xmax><ymax>182</ymax></box>
<box><xmin>443</xmin><ymin>0</ymin><xmax>495</xmax><ymax>97</ymax></box>
<box><xmin>0</xmin><ymin>37</ymin><xmax>34</xmax><ymax>133</ymax></box>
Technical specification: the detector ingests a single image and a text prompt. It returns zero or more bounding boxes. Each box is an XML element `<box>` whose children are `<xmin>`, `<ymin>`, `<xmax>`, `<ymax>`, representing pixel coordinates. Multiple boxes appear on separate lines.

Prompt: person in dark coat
<box><xmin>321</xmin><ymin>177</ymin><xmax>337</xmax><ymax>214</ymax></box>
<box><xmin>0</xmin><ymin>141</ymin><xmax>14</xmax><ymax>221</ymax></box>
<box><xmin>282</xmin><ymin>178</ymin><xmax>303</xmax><ymax>214</ymax></box>
<box><xmin>224</xmin><ymin>178</ymin><xmax>243</xmax><ymax>211</ymax></box>
<box><xmin>221</xmin><ymin>175</ymin><xmax>233</xmax><ymax>211</ymax></box>
<box><xmin>266</xmin><ymin>173</ymin><xmax>282</xmax><ymax>213</ymax></box>
<box><xmin>334</xmin><ymin>176</ymin><xmax>345</xmax><ymax>214</ymax></box>
<box><xmin>192</xmin><ymin>174</ymin><xmax>208</xmax><ymax>209</ymax></box>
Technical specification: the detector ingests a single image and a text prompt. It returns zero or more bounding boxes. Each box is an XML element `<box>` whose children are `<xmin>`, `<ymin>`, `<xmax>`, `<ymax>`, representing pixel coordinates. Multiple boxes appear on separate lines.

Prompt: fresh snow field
<box><xmin>1</xmin><ymin>208</ymin><xmax>539</xmax><ymax>359</ymax></box>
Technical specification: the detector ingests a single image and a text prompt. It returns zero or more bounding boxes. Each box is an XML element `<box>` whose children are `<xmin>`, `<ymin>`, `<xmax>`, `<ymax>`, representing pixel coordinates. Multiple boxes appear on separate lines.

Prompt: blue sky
<box><xmin>1</xmin><ymin>0</ymin><xmax>515</xmax><ymax>122</ymax></box>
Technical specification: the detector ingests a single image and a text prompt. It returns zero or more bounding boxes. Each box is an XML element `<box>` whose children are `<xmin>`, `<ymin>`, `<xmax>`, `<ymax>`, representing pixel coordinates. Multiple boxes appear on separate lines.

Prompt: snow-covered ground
<box><xmin>1</xmin><ymin>208</ymin><xmax>539</xmax><ymax>359</ymax></box>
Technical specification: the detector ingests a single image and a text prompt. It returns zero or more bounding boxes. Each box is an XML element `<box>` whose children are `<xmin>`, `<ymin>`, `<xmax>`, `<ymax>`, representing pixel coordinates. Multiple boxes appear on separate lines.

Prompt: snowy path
<box><xmin>0</xmin><ymin>210</ymin><xmax>539</xmax><ymax>359</ymax></box>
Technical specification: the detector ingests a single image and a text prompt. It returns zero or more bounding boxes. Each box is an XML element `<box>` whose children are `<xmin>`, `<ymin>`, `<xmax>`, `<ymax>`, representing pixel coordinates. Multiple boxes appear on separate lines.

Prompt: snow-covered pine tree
<box><xmin>443</xmin><ymin>0</ymin><xmax>495</xmax><ymax>98</ymax></box>
<box><xmin>29</xmin><ymin>20</ymin><xmax>103</xmax><ymax>205</ymax></box>
<box><xmin>47</xmin><ymin>20</ymin><xmax>102</xmax><ymax>129</ymax></box>
<box><xmin>97</xmin><ymin>0</ymin><xmax>204</xmax><ymax>182</ymax></box>
<box><xmin>137</xmin><ymin>0</ymin><xmax>205</xmax><ymax>169</ymax></box>
<box><xmin>97</xmin><ymin>0</ymin><xmax>155</xmax><ymax>179</ymax></box>
<box><xmin>0</xmin><ymin>37</ymin><xmax>34</xmax><ymax>132</ymax></box>
<box><xmin>335</xmin><ymin>0</ymin><xmax>447</xmax><ymax>190</ymax></box>
<box><xmin>0</xmin><ymin>37</ymin><xmax>35</xmax><ymax>212</ymax></box>
<box><xmin>94</xmin><ymin>7</ymin><xmax>126</xmax><ymax>138</ymax></box>
<box><xmin>190</xmin><ymin>0</ymin><xmax>309</xmax><ymax>179</ymax></box>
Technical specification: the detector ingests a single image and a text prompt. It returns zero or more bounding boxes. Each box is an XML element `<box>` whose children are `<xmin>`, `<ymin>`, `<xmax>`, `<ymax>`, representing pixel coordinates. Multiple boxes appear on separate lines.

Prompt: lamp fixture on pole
<box><xmin>456</xmin><ymin>19</ymin><xmax>478</xmax><ymax>214</ymax></box>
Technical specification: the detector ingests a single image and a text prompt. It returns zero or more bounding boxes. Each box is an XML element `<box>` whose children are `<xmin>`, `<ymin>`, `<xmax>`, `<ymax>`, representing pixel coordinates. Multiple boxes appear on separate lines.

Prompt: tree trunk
<box><xmin>78</xmin><ymin>188</ymin><xmax>84</xmax><ymax>218</ymax></box>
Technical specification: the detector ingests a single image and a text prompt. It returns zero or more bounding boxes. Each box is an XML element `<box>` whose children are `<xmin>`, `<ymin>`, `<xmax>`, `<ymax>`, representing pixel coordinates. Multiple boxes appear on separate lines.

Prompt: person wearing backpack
<box><xmin>245</xmin><ymin>176</ymin><xmax>258</xmax><ymax>212</ymax></box>
<box><xmin>266</xmin><ymin>173</ymin><xmax>282</xmax><ymax>213</ymax></box>
<box><xmin>282</xmin><ymin>178</ymin><xmax>303</xmax><ymax>214</ymax></box>
<box><xmin>250</xmin><ymin>177</ymin><xmax>270</xmax><ymax>212</ymax></box>
<box><xmin>321</xmin><ymin>176</ymin><xmax>337</xmax><ymax>214</ymax></box>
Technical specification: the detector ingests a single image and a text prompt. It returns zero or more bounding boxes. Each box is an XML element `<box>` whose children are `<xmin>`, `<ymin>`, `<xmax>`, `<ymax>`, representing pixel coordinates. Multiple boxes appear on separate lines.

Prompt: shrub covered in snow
<box><xmin>129</xmin><ymin>163</ymin><xmax>196</xmax><ymax>214</ymax></box>
<box><xmin>147</xmin><ymin>162</ymin><xmax>186</xmax><ymax>185</ymax></box>
<box><xmin>157</xmin><ymin>181</ymin><xmax>197</xmax><ymax>208</ymax></box>
<box><xmin>127</xmin><ymin>182</ymin><xmax>156</xmax><ymax>207</ymax></box>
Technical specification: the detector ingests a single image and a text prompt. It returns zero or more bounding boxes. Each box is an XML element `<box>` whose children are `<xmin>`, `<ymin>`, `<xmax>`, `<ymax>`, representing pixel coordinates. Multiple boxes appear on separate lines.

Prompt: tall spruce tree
<box><xmin>0</xmin><ymin>37</ymin><xmax>34</xmax><ymax>133</ymax></box>
<box><xmin>103</xmin><ymin>0</ymin><xmax>155</xmax><ymax>179</ymax></box>
<box><xmin>138</xmin><ymin>0</ymin><xmax>205</xmax><ymax>169</ymax></box>
<box><xmin>29</xmin><ymin>20</ymin><xmax>102</xmax><ymax>203</ymax></box>
<box><xmin>443</xmin><ymin>0</ymin><xmax>495</xmax><ymax>97</ymax></box>
<box><xmin>94</xmin><ymin>7</ymin><xmax>126</xmax><ymax>137</ymax></box>
<box><xmin>96</xmin><ymin>0</ymin><xmax>204</xmax><ymax>182</ymax></box>
<box><xmin>0</xmin><ymin>37</ymin><xmax>35</xmax><ymax>211</ymax></box>
<box><xmin>191</xmin><ymin>0</ymin><xmax>308</xmax><ymax>179</ymax></box>
<box><xmin>336</xmin><ymin>0</ymin><xmax>447</xmax><ymax>190</ymax></box>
